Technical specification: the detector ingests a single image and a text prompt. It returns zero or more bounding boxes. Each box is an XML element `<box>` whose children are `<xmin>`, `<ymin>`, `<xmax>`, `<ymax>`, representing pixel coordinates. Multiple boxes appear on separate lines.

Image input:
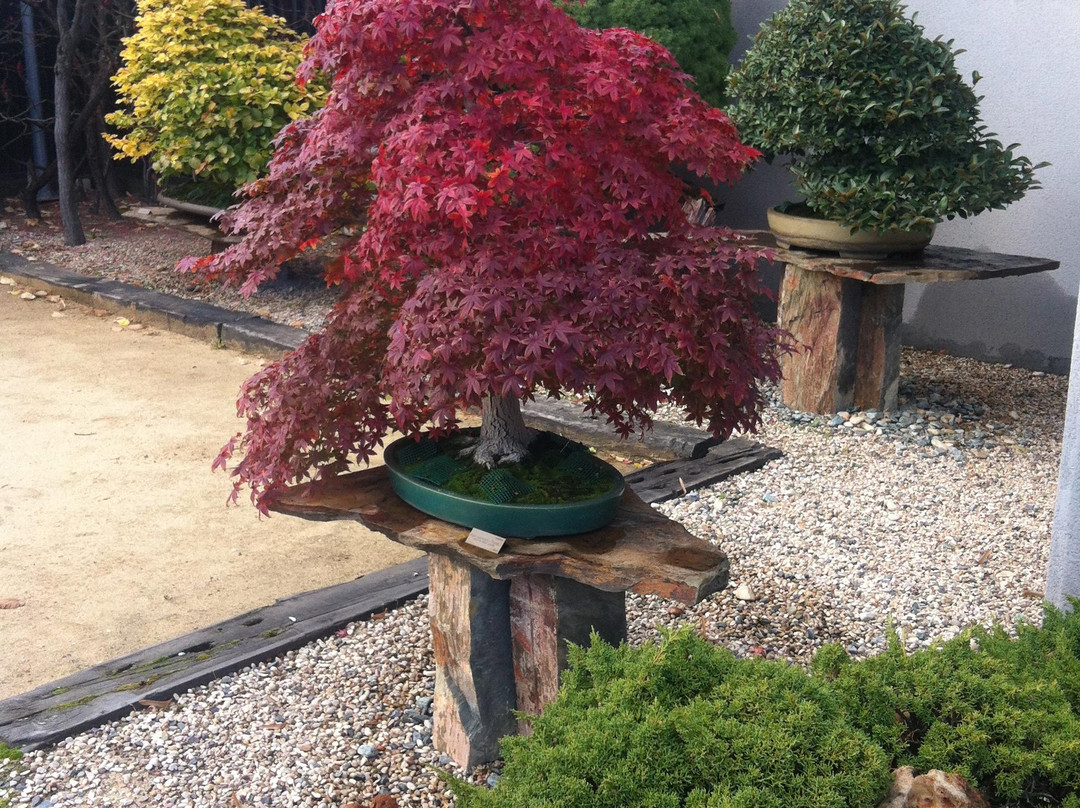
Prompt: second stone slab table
<box><xmin>769</xmin><ymin>242</ymin><xmax>1059</xmax><ymax>413</ymax></box>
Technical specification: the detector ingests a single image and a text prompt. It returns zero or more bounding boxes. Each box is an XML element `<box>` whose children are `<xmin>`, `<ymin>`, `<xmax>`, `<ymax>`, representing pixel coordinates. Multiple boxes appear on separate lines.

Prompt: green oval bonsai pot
<box><xmin>383</xmin><ymin>433</ymin><xmax>626</xmax><ymax>539</ymax></box>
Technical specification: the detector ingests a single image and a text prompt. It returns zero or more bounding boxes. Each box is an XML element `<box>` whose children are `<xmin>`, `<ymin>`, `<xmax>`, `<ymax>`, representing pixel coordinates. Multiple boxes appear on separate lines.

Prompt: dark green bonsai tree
<box><xmin>728</xmin><ymin>0</ymin><xmax>1044</xmax><ymax>232</ymax></box>
<box><xmin>562</xmin><ymin>0</ymin><xmax>736</xmax><ymax>108</ymax></box>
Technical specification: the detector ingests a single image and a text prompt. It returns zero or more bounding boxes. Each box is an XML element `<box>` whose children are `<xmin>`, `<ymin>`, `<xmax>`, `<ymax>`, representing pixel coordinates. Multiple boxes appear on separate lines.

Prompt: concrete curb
<box><xmin>0</xmin><ymin>252</ymin><xmax>304</xmax><ymax>355</ymax></box>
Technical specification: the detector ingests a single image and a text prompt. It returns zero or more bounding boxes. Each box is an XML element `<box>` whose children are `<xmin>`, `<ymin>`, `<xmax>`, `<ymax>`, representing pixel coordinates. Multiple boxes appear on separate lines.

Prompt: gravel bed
<box><xmin>638</xmin><ymin>348</ymin><xmax>1064</xmax><ymax>662</ymax></box>
<box><xmin>2</xmin><ymin>599</ymin><xmax>493</xmax><ymax>808</ymax></box>
<box><xmin>1</xmin><ymin>199</ymin><xmax>1070</xmax><ymax>806</ymax></box>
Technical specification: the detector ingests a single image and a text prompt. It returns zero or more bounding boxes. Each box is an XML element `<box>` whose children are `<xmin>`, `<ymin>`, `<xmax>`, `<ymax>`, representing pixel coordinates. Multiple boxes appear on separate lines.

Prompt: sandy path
<box><xmin>0</xmin><ymin>289</ymin><xmax>419</xmax><ymax>700</ymax></box>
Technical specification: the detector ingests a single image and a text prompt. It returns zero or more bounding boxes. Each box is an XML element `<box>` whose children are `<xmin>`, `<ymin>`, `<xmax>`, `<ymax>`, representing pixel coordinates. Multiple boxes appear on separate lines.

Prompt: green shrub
<box><xmin>453</xmin><ymin>608</ymin><xmax>1080</xmax><ymax>808</ymax></box>
<box><xmin>728</xmin><ymin>0</ymin><xmax>1042</xmax><ymax>231</ymax></box>
<box><xmin>561</xmin><ymin>0</ymin><xmax>736</xmax><ymax>108</ymax></box>
<box><xmin>814</xmin><ymin>609</ymin><xmax>1080</xmax><ymax>806</ymax></box>
<box><xmin>106</xmin><ymin>0</ymin><xmax>325</xmax><ymax>205</ymax></box>
<box><xmin>452</xmin><ymin>629</ymin><xmax>892</xmax><ymax>808</ymax></box>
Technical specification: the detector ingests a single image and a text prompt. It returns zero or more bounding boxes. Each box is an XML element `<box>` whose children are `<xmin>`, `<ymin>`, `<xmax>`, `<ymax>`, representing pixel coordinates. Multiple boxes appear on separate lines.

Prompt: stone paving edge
<box><xmin>0</xmin><ymin>251</ymin><xmax>303</xmax><ymax>355</ymax></box>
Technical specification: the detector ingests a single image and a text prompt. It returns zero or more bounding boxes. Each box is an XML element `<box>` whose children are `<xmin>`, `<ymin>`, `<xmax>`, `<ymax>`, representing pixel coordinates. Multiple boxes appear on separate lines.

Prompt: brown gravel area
<box><xmin>0</xmin><ymin>197</ymin><xmax>336</xmax><ymax>331</ymax></box>
<box><xmin>0</xmin><ymin>278</ymin><xmax>419</xmax><ymax>702</ymax></box>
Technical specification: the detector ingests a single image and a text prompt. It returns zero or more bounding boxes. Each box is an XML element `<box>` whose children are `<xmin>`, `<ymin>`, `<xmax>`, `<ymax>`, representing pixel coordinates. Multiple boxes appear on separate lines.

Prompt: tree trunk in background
<box><xmin>86</xmin><ymin>111</ymin><xmax>121</xmax><ymax>219</ymax></box>
<box><xmin>54</xmin><ymin>0</ymin><xmax>86</xmax><ymax>246</ymax></box>
<box><xmin>471</xmin><ymin>394</ymin><xmax>537</xmax><ymax>468</ymax></box>
<box><xmin>15</xmin><ymin>0</ymin><xmax>133</xmax><ymax>223</ymax></box>
<box><xmin>87</xmin><ymin>0</ymin><xmax>123</xmax><ymax>220</ymax></box>
<box><xmin>21</xmin><ymin>160</ymin><xmax>56</xmax><ymax>221</ymax></box>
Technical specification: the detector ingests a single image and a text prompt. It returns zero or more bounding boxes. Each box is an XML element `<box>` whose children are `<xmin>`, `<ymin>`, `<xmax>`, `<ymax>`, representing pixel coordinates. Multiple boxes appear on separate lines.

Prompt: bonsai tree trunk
<box><xmin>468</xmin><ymin>394</ymin><xmax>537</xmax><ymax>468</ymax></box>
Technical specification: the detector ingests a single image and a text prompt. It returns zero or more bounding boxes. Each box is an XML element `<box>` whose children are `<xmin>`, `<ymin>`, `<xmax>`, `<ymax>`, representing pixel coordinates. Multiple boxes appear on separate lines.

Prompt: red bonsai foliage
<box><xmin>181</xmin><ymin>0</ymin><xmax>785</xmax><ymax>511</ymax></box>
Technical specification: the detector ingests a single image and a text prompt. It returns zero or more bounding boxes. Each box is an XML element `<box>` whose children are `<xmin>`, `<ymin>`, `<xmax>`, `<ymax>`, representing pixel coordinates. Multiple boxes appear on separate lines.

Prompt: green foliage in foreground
<box><xmin>816</xmin><ymin>607</ymin><xmax>1080</xmax><ymax>807</ymax></box>
<box><xmin>452</xmin><ymin>630</ymin><xmax>892</xmax><ymax>808</ymax></box>
<box><xmin>453</xmin><ymin>603</ymin><xmax>1080</xmax><ymax>808</ymax></box>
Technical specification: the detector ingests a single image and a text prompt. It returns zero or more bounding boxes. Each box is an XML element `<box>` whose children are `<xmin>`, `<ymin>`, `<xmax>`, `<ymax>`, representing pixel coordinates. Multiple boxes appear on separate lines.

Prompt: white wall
<box><xmin>718</xmin><ymin>0</ymin><xmax>1080</xmax><ymax>372</ymax></box>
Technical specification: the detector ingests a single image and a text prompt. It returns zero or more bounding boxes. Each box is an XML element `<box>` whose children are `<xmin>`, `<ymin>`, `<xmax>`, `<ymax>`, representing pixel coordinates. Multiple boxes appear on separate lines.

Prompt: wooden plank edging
<box><xmin>0</xmin><ymin>558</ymin><xmax>429</xmax><ymax>751</ymax></box>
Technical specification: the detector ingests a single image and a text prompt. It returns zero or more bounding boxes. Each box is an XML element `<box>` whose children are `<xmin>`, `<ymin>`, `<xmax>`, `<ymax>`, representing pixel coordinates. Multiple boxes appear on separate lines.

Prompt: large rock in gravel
<box><xmin>878</xmin><ymin>767</ymin><xmax>989</xmax><ymax>808</ymax></box>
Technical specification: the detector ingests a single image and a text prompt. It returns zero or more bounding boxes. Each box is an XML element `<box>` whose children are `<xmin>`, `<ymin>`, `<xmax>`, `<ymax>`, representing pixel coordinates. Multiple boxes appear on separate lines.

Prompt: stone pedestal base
<box><xmin>429</xmin><ymin>554</ymin><xmax>516</xmax><ymax>769</ymax></box>
<box><xmin>509</xmin><ymin>575</ymin><xmax>626</xmax><ymax>733</ymax></box>
<box><xmin>428</xmin><ymin>559</ymin><xmax>629</xmax><ymax>766</ymax></box>
<box><xmin>779</xmin><ymin>264</ymin><xmax>903</xmax><ymax>413</ymax></box>
<box><xmin>272</xmin><ymin>472</ymin><xmax>729</xmax><ymax>770</ymax></box>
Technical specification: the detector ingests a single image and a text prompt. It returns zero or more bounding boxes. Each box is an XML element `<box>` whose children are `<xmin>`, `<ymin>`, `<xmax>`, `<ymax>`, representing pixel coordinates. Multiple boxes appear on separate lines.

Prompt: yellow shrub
<box><xmin>106</xmin><ymin>0</ymin><xmax>325</xmax><ymax>203</ymax></box>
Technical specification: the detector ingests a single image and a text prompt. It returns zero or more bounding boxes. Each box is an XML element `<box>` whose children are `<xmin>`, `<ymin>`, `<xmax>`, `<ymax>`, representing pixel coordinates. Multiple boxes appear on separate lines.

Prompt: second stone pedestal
<box><xmin>779</xmin><ymin>264</ymin><xmax>903</xmax><ymax>413</ymax></box>
<box><xmin>764</xmin><ymin>240</ymin><xmax>1058</xmax><ymax>415</ymax></box>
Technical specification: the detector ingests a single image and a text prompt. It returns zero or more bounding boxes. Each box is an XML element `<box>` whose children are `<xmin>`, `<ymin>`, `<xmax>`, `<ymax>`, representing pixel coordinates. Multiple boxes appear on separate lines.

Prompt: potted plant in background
<box><xmin>562</xmin><ymin>0</ymin><xmax>738</xmax><ymax>211</ymax></box>
<box><xmin>728</xmin><ymin>0</ymin><xmax>1045</xmax><ymax>256</ymax></box>
<box><xmin>106</xmin><ymin>0</ymin><xmax>326</xmax><ymax>216</ymax></box>
<box><xmin>181</xmin><ymin>0</ymin><xmax>786</xmax><ymax>537</ymax></box>
<box><xmin>560</xmin><ymin>0</ymin><xmax>738</xmax><ymax>109</ymax></box>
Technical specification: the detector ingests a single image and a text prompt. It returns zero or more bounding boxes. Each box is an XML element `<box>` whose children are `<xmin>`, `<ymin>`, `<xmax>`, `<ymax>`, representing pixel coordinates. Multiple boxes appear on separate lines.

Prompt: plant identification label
<box><xmin>464</xmin><ymin>528</ymin><xmax>507</xmax><ymax>554</ymax></box>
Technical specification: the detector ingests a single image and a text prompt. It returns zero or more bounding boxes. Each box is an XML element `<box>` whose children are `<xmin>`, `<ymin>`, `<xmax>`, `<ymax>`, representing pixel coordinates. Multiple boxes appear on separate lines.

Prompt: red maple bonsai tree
<box><xmin>182</xmin><ymin>0</ymin><xmax>784</xmax><ymax>510</ymax></box>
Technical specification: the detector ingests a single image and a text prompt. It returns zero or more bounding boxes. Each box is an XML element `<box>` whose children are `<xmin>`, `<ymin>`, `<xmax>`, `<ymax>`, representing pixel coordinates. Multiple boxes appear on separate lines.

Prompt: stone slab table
<box><xmin>747</xmin><ymin>233</ymin><xmax>1059</xmax><ymax>414</ymax></box>
<box><xmin>273</xmin><ymin>466</ymin><xmax>727</xmax><ymax>769</ymax></box>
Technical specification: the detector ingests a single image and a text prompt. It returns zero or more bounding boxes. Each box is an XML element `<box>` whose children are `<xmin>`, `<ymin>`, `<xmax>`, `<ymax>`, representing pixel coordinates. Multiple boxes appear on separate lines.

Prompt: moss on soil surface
<box><xmin>49</xmin><ymin>694</ymin><xmax>99</xmax><ymax>711</ymax></box>
<box><xmin>405</xmin><ymin>432</ymin><xmax>616</xmax><ymax>505</ymax></box>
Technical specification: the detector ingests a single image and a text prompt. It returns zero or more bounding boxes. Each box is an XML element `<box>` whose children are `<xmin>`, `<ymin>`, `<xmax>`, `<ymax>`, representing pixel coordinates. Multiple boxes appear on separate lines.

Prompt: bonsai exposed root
<box><xmin>460</xmin><ymin>394</ymin><xmax>537</xmax><ymax>468</ymax></box>
<box><xmin>460</xmin><ymin>439</ymin><xmax>533</xmax><ymax>469</ymax></box>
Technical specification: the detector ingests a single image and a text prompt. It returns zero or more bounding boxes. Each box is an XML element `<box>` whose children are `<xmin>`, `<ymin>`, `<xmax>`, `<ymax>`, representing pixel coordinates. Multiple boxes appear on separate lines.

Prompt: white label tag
<box><xmin>464</xmin><ymin>528</ymin><xmax>507</xmax><ymax>554</ymax></box>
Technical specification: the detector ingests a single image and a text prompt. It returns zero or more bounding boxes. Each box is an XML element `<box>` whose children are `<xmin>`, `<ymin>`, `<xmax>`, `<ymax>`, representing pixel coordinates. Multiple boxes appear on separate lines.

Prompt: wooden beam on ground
<box><xmin>624</xmin><ymin>438</ymin><xmax>783</xmax><ymax>505</ymax></box>
<box><xmin>521</xmin><ymin>397</ymin><xmax>720</xmax><ymax>461</ymax></box>
<box><xmin>0</xmin><ymin>559</ymin><xmax>428</xmax><ymax>751</ymax></box>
